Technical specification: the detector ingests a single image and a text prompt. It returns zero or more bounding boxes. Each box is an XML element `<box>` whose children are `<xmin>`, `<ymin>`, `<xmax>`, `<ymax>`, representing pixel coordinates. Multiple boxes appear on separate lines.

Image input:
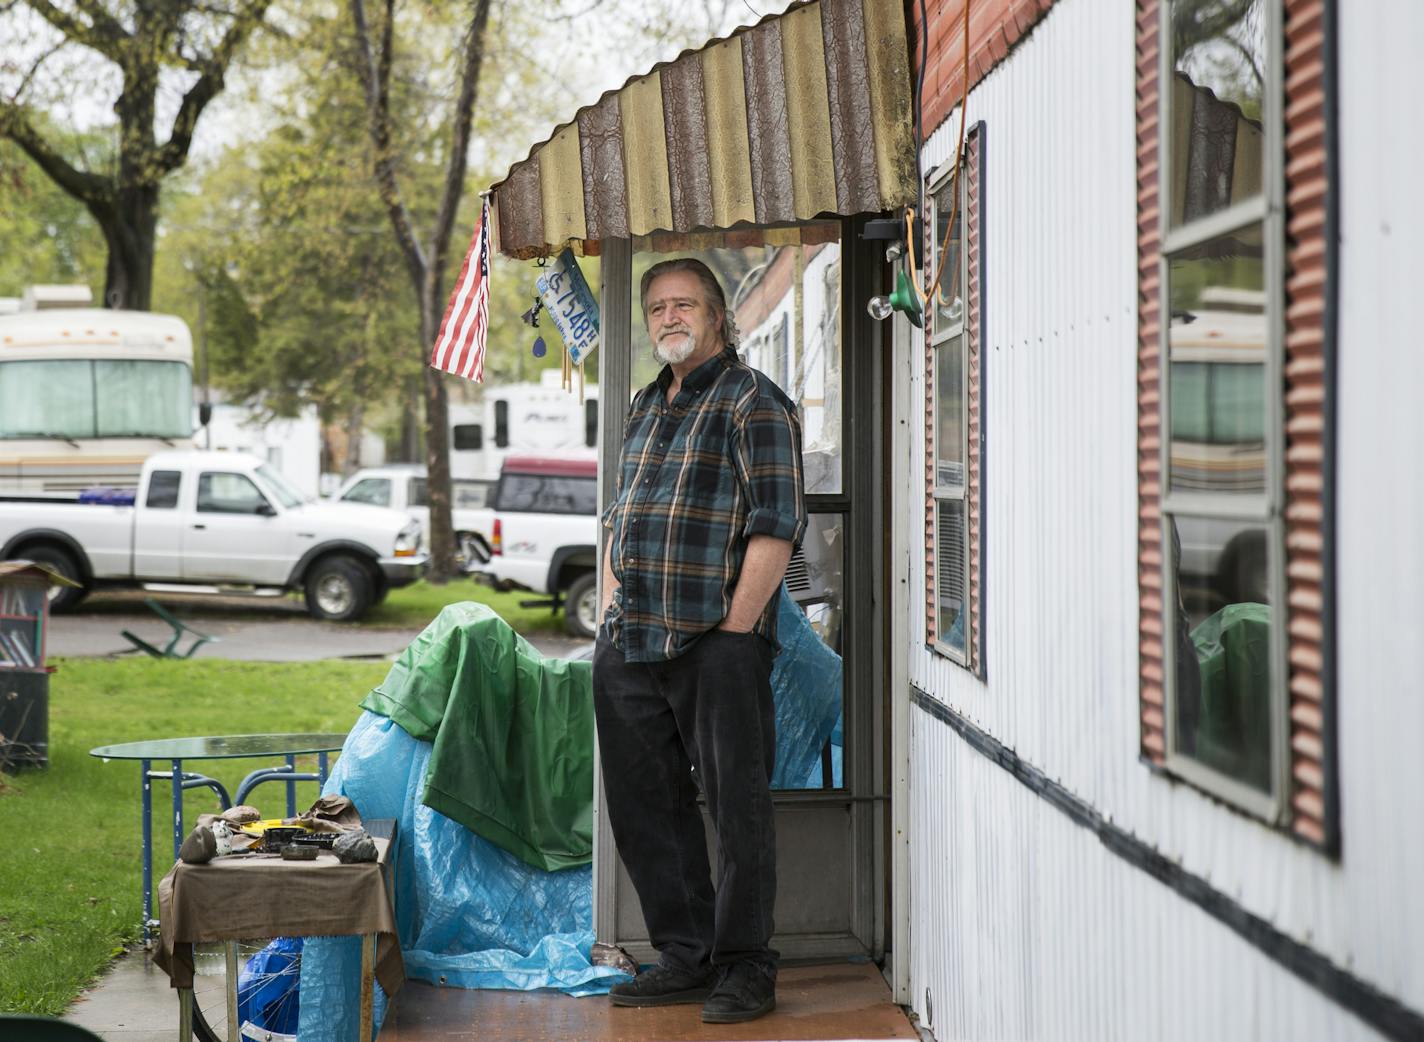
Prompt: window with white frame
<box><xmin>928</xmin><ymin>164</ymin><xmax>968</xmax><ymax>663</ymax></box>
<box><xmin>1160</xmin><ymin>0</ymin><xmax>1283</xmax><ymax>814</ymax></box>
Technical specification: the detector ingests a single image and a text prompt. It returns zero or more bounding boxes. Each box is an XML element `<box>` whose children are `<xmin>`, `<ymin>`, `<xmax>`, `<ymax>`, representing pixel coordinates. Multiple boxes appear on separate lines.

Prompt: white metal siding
<box><xmin>909</xmin><ymin>706</ymin><xmax>1387</xmax><ymax>1042</ymax></box>
<box><xmin>903</xmin><ymin>0</ymin><xmax>1424</xmax><ymax>1031</ymax></box>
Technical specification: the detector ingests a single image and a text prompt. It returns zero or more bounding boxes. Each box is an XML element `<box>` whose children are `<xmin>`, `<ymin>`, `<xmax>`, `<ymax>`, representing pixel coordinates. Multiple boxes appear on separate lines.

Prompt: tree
<box><xmin>347</xmin><ymin>0</ymin><xmax>493</xmax><ymax>581</ymax></box>
<box><xmin>148</xmin><ymin>19</ymin><xmax>433</xmax><ymax>456</ymax></box>
<box><xmin>0</xmin><ymin>0</ymin><xmax>272</xmax><ymax>309</ymax></box>
<box><xmin>0</xmin><ymin>131</ymin><xmax>106</xmax><ymax>298</ymax></box>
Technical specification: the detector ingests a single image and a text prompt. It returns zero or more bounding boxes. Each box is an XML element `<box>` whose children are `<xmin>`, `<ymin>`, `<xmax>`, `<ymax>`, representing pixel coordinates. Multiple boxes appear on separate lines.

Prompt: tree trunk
<box><xmin>420</xmin><ymin>296</ymin><xmax>456</xmax><ymax>581</ymax></box>
<box><xmin>399</xmin><ymin>381</ymin><xmax>421</xmax><ymax>461</ymax></box>
<box><xmin>98</xmin><ymin>184</ymin><xmax>159</xmax><ymax>310</ymax></box>
<box><xmin>344</xmin><ymin>401</ymin><xmax>366</xmax><ymax>474</ymax></box>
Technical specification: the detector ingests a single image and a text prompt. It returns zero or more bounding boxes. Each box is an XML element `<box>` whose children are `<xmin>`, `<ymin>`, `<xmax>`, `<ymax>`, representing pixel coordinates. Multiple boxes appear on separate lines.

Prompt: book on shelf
<box><xmin>0</xmin><ymin>629</ymin><xmax>36</xmax><ymax>667</ymax></box>
<box><xmin>1</xmin><ymin>587</ymin><xmax>42</xmax><ymax>616</ymax></box>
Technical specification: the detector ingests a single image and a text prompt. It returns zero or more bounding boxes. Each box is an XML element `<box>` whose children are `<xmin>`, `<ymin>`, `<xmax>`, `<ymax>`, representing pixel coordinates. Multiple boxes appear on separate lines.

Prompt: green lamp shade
<box><xmin>890</xmin><ymin>271</ymin><xmax>923</xmax><ymax>328</ymax></box>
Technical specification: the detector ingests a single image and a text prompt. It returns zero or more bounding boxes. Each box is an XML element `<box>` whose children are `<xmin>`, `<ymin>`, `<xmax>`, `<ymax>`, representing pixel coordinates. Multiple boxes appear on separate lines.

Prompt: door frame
<box><xmin>592</xmin><ymin>220</ymin><xmax>890</xmax><ymax>963</ymax></box>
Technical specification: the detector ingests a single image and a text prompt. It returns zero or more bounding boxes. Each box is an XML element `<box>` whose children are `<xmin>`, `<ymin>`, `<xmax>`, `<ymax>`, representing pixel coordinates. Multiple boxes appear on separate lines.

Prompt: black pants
<box><xmin>592</xmin><ymin>628</ymin><xmax>778</xmax><ymax>974</ymax></box>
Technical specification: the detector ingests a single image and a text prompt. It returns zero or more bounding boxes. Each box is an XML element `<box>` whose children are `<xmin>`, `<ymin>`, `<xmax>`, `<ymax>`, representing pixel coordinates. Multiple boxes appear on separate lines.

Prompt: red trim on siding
<box><xmin>911</xmin><ymin>0</ymin><xmax>1061</xmax><ymax>134</ymax></box>
<box><xmin>1282</xmin><ymin>0</ymin><xmax>1330</xmax><ymax>847</ymax></box>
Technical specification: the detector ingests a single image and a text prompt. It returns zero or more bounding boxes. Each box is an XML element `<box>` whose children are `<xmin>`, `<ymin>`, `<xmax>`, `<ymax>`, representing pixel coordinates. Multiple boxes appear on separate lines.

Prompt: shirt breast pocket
<box><xmin>684</xmin><ymin>457</ymin><xmax>735</xmax><ymax>501</ymax></box>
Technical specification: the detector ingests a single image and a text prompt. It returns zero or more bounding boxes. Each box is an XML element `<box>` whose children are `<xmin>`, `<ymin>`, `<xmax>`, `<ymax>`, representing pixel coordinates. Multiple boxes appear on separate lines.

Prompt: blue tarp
<box><xmin>298</xmin><ymin>712</ymin><xmax>620</xmax><ymax>1040</ymax></box>
<box><xmin>297</xmin><ymin>590</ymin><xmax>843</xmax><ymax>1039</ymax></box>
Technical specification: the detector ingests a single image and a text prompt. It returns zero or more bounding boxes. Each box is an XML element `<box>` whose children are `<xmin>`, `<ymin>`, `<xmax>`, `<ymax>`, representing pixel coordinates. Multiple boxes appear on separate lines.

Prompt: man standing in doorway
<box><xmin>594</xmin><ymin>257</ymin><xmax>807</xmax><ymax>1024</ymax></box>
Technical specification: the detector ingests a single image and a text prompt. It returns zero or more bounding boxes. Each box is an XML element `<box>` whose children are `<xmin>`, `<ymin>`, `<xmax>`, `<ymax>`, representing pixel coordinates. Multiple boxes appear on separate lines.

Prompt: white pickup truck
<box><xmin>0</xmin><ymin>450</ymin><xmax>425</xmax><ymax>621</ymax></box>
<box><xmin>330</xmin><ymin>464</ymin><xmax>495</xmax><ymax>566</ymax></box>
<box><xmin>478</xmin><ymin>456</ymin><xmax>599</xmax><ymax>638</ymax></box>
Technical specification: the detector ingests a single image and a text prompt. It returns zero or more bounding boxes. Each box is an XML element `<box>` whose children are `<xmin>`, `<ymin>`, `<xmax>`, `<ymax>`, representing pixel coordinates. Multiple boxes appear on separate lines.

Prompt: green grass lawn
<box><xmin>362</xmin><ymin>579</ymin><xmax>567</xmax><ymax>633</ymax></box>
<box><xmin>0</xmin><ymin>657</ymin><xmax>389</xmax><ymax>1015</ymax></box>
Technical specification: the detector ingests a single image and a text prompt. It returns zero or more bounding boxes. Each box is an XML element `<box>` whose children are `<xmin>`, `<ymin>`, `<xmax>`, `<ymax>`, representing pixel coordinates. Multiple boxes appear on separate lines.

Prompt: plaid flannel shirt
<box><xmin>602</xmin><ymin>346</ymin><xmax>807</xmax><ymax>662</ymax></box>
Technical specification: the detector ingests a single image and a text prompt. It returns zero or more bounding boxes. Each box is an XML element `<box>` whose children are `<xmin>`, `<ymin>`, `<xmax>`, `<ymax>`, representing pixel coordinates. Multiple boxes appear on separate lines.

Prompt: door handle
<box><xmin>192</xmin><ymin>524</ymin><xmax>207</xmax><ymax>530</ymax></box>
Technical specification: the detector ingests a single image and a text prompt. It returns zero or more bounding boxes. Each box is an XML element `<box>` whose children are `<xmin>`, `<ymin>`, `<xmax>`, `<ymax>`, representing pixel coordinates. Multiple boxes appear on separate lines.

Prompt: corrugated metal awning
<box><xmin>491</xmin><ymin>0</ymin><xmax>916</xmax><ymax>259</ymax></box>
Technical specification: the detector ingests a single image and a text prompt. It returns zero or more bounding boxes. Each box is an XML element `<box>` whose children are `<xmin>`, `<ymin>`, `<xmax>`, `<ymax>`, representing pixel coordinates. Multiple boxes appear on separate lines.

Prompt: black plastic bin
<box><xmin>1</xmin><ymin>669</ymin><xmax>49</xmax><ymax>769</ymax></box>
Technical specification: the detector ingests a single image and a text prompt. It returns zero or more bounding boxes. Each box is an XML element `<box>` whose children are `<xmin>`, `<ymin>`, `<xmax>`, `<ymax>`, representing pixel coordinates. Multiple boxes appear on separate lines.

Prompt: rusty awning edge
<box><xmin>491</xmin><ymin>0</ymin><xmax>915</xmax><ymax>260</ymax></box>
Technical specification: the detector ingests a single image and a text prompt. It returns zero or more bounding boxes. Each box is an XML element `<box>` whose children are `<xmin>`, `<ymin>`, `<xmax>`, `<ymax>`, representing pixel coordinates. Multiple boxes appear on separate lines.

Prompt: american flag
<box><xmin>430</xmin><ymin>197</ymin><xmax>491</xmax><ymax>382</ymax></box>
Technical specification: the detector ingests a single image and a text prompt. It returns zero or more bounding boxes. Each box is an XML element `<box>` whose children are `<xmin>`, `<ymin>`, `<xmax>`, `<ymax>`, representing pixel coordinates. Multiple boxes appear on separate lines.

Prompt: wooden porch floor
<box><xmin>378</xmin><ymin>962</ymin><xmax>918</xmax><ymax>1041</ymax></box>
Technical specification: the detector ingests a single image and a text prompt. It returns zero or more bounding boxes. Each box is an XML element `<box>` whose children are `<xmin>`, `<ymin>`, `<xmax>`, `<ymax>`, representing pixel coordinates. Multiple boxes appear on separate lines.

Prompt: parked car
<box><xmin>330</xmin><ymin>464</ymin><xmax>495</xmax><ymax>566</ymax></box>
<box><xmin>0</xmin><ymin>451</ymin><xmax>425</xmax><ymax>621</ymax></box>
<box><xmin>478</xmin><ymin>456</ymin><xmax>599</xmax><ymax>637</ymax></box>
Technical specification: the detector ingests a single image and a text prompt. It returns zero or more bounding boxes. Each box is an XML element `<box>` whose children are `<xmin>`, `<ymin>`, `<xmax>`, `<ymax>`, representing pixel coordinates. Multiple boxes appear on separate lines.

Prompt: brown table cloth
<box><xmin>154</xmin><ymin>836</ymin><xmax>404</xmax><ymax>998</ymax></box>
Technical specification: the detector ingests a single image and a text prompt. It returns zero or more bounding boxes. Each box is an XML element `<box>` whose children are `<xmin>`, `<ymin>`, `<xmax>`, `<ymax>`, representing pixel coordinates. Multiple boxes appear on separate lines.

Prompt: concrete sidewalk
<box><xmin>64</xmin><ymin>948</ymin><xmax>178</xmax><ymax>1041</ymax></box>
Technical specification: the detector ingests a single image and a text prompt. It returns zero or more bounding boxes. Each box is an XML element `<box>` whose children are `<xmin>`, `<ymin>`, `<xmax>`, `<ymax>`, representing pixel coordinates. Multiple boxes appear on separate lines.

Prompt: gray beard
<box><xmin>654</xmin><ymin>333</ymin><xmax>696</xmax><ymax>365</ymax></box>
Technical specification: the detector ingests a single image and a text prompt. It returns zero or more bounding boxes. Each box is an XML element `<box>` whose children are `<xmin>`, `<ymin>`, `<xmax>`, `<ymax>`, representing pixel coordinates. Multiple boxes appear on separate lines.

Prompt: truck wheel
<box><xmin>304</xmin><ymin>555</ymin><xmax>374</xmax><ymax>622</ymax></box>
<box><xmin>564</xmin><ymin>573</ymin><xmax>598</xmax><ymax>639</ymax></box>
<box><xmin>23</xmin><ymin>545</ymin><xmax>88</xmax><ymax>613</ymax></box>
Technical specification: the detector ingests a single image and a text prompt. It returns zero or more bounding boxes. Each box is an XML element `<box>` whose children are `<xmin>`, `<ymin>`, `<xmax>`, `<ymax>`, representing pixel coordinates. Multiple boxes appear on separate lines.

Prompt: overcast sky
<box><xmin>1</xmin><ymin>0</ymin><xmax>794</xmax><ymax>179</ymax></box>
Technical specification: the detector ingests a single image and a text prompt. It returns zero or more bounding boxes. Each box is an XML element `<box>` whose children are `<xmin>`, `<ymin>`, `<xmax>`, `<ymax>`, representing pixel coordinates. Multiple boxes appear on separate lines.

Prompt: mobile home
<box><xmin>479</xmin><ymin>0</ymin><xmax>1421</xmax><ymax>1038</ymax></box>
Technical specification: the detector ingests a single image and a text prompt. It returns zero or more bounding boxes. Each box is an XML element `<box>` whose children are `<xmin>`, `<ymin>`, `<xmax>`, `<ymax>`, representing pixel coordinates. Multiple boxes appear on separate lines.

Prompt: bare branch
<box><xmin>349</xmin><ymin>0</ymin><xmax>427</xmax><ymax>288</ymax></box>
<box><xmin>547</xmin><ymin>0</ymin><xmax>612</xmax><ymax>23</ymax></box>
<box><xmin>428</xmin><ymin>0</ymin><xmax>493</xmax><ymax>284</ymax></box>
<box><xmin>0</xmin><ymin>101</ymin><xmax>111</xmax><ymax>211</ymax></box>
<box><xmin>157</xmin><ymin>0</ymin><xmax>275</xmax><ymax>174</ymax></box>
<box><xmin>25</xmin><ymin>0</ymin><xmax>128</xmax><ymax>57</ymax></box>
<box><xmin>12</xmin><ymin>38</ymin><xmax>68</xmax><ymax>99</ymax></box>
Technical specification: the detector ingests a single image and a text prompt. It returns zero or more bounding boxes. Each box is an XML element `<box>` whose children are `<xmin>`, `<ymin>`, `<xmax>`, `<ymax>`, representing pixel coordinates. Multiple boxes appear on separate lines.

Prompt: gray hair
<box><xmin>639</xmin><ymin>257</ymin><xmax>741</xmax><ymax>349</ymax></box>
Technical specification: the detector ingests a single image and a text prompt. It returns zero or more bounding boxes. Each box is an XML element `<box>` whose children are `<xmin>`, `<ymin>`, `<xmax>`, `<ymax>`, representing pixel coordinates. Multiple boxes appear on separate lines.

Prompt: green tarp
<box><xmin>360</xmin><ymin>603</ymin><xmax>593</xmax><ymax>871</ymax></box>
<box><xmin>1191</xmin><ymin>601</ymin><xmax>1272</xmax><ymax>793</ymax></box>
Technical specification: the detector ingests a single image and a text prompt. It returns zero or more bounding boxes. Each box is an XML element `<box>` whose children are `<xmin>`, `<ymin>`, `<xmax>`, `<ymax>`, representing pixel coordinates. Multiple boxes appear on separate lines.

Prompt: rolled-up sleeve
<box><xmin>732</xmin><ymin>389</ymin><xmax>807</xmax><ymax>547</ymax></box>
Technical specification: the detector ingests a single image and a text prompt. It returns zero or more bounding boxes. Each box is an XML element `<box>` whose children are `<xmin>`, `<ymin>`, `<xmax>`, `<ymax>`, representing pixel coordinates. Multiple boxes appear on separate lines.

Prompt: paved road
<box><xmin>48</xmin><ymin>590</ymin><xmax>592</xmax><ymax>662</ymax></box>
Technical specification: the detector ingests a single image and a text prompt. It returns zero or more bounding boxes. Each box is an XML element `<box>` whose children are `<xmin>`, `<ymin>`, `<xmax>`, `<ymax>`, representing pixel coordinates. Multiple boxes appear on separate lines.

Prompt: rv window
<box><xmin>409</xmin><ymin>477</ymin><xmax>428</xmax><ymax>507</ymax></box>
<box><xmin>585</xmin><ymin>400</ymin><xmax>598</xmax><ymax>448</ymax></box>
<box><xmin>96</xmin><ymin>360</ymin><xmax>191</xmax><ymax>438</ymax></box>
<box><xmin>146</xmin><ymin>471</ymin><xmax>182</xmax><ymax>509</ymax></box>
<box><xmin>0</xmin><ymin>358</ymin><xmax>191</xmax><ymax>439</ymax></box>
<box><xmin>496</xmin><ymin>474</ymin><xmax>596</xmax><ymax>514</ymax></box>
<box><xmin>0</xmin><ymin>360</ymin><xmax>94</xmax><ymax>438</ymax></box>
<box><xmin>494</xmin><ymin>401</ymin><xmax>509</xmax><ymax>448</ymax></box>
<box><xmin>453</xmin><ymin>424</ymin><xmax>483</xmax><ymax>450</ymax></box>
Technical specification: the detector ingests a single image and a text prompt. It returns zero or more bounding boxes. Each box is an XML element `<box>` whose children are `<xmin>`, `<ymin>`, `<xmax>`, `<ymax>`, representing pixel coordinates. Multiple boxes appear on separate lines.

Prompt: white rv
<box><xmin>447</xmin><ymin>369</ymin><xmax>598</xmax><ymax>481</ymax></box>
<box><xmin>0</xmin><ymin>286</ymin><xmax>196</xmax><ymax>497</ymax></box>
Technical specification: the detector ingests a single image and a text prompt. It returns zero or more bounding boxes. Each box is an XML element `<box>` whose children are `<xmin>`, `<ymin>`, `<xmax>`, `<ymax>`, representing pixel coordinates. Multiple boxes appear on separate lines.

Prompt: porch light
<box><xmin>867</xmin><ymin>271</ymin><xmax>924</xmax><ymax>328</ymax></box>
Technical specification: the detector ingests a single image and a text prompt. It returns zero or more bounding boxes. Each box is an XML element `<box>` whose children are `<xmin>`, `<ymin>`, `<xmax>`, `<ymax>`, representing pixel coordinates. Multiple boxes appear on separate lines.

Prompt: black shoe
<box><xmin>609</xmin><ymin>963</ymin><xmax>717</xmax><ymax>1007</ymax></box>
<box><xmin>701</xmin><ymin>961</ymin><xmax>776</xmax><ymax>1023</ymax></box>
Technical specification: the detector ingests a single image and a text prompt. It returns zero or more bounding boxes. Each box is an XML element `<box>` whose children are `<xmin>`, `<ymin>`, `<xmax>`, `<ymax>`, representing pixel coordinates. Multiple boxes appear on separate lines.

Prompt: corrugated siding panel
<box><xmin>491</xmin><ymin>0</ymin><xmax>916</xmax><ymax>258</ymax></box>
<box><xmin>1135</xmin><ymin>0</ymin><xmax>1165</xmax><ymax>764</ymax></box>
<box><xmin>908</xmin><ymin>703</ymin><xmax>1389</xmax><ymax>1042</ymax></box>
<box><xmin>1282</xmin><ymin>0</ymin><xmax>1332</xmax><ymax>848</ymax></box>
<box><xmin>904</xmin><ymin>0</ymin><xmax>1424</xmax><ymax>1023</ymax></box>
<box><xmin>965</xmin><ymin>130</ymin><xmax>983</xmax><ymax>677</ymax></box>
<box><xmin>821</xmin><ymin>0</ymin><xmax>881</xmax><ymax>215</ymax></box>
<box><xmin>910</xmin><ymin>0</ymin><xmax>1141</xmax><ymax>799</ymax></box>
<box><xmin>660</xmin><ymin>53</ymin><xmax>715</xmax><ymax>232</ymax></box>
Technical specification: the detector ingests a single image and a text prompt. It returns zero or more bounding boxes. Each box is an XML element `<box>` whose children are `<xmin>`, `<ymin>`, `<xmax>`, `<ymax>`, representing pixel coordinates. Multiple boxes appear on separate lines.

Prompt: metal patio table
<box><xmin>90</xmin><ymin>732</ymin><xmax>348</xmax><ymax>941</ymax></box>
